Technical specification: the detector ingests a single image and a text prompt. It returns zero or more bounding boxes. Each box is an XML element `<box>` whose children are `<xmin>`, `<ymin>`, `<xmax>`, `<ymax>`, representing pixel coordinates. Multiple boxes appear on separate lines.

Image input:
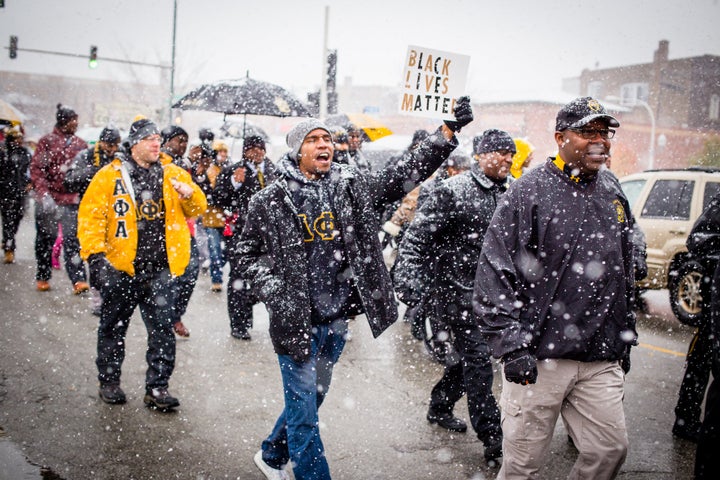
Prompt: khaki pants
<box><xmin>497</xmin><ymin>359</ymin><xmax>628</xmax><ymax>480</ymax></box>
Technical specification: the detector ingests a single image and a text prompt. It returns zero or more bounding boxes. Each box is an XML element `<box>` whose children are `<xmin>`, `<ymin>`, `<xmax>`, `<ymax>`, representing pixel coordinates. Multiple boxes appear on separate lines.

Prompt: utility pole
<box><xmin>319</xmin><ymin>6</ymin><xmax>329</xmax><ymax>120</ymax></box>
<box><xmin>169</xmin><ymin>0</ymin><xmax>178</xmax><ymax>123</ymax></box>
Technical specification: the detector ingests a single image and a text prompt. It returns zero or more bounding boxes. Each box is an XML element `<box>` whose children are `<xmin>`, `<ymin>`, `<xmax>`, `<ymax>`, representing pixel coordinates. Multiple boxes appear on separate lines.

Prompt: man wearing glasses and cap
<box><xmin>474</xmin><ymin>97</ymin><xmax>643</xmax><ymax>479</ymax></box>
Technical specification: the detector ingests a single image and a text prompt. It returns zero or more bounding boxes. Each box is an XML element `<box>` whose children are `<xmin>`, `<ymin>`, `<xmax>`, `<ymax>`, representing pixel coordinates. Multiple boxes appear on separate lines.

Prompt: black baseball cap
<box><xmin>556</xmin><ymin>97</ymin><xmax>620</xmax><ymax>131</ymax></box>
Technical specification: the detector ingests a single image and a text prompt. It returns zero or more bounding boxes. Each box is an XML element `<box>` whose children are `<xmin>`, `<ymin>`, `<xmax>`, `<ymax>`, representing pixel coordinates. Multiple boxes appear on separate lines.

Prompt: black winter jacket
<box><xmin>237</xmin><ymin>129</ymin><xmax>457</xmax><ymax>362</ymax></box>
<box><xmin>473</xmin><ymin>158</ymin><xmax>639</xmax><ymax>362</ymax></box>
<box><xmin>0</xmin><ymin>141</ymin><xmax>31</xmax><ymax>201</ymax></box>
<box><xmin>687</xmin><ymin>192</ymin><xmax>720</xmax><ymax>363</ymax></box>
<box><xmin>64</xmin><ymin>144</ymin><xmax>115</xmax><ymax>197</ymax></box>
<box><xmin>215</xmin><ymin>159</ymin><xmax>279</xmax><ymax>238</ymax></box>
<box><xmin>393</xmin><ymin>162</ymin><xmax>508</xmax><ymax>325</ymax></box>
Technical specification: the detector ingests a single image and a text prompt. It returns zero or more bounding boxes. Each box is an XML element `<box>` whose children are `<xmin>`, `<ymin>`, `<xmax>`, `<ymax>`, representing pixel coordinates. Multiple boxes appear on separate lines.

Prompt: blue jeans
<box><xmin>261</xmin><ymin>318</ymin><xmax>348</xmax><ymax>480</ymax></box>
<box><xmin>205</xmin><ymin>226</ymin><xmax>225</xmax><ymax>284</ymax></box>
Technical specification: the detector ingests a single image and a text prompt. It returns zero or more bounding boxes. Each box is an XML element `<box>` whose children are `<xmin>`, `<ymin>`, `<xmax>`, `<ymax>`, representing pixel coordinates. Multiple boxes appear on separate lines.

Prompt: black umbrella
<box><xmin>172</xmin><ymin>77</ymin><xmax>312</xmax><ymax>118</ymax></box>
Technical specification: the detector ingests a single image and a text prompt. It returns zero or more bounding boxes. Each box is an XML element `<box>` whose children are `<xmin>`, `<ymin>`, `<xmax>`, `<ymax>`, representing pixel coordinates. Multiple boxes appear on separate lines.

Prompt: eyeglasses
<box><xmin>568</xmin><ymin>128</ymin><xmax>615</xmax><ymax>140</ymax></box>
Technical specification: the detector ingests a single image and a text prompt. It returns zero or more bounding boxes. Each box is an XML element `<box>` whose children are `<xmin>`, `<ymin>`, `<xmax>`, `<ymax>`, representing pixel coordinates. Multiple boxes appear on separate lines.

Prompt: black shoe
<box><xmin>427</xmin><ymin>410</ymin><xmax>467</xmax><ymax>432</ymax></box>
<box><xmin>483</xmin><ymin>436</ymin><xmax>503</xmax><ymax>462</ymax></box>
<box><xmin>99</xmin><ymin>384</ymin><xmax>126</xmax><ymax>405</ymax></box>
<box><xmin>231</xmin><ymin>329</ymin><xmax>251</xmax><ymax>341</ymax></box>
<box><xmin>144</xmin><ymin>387</ymin><xmax>180</xmax><ymax>411</ymax></box>
<box><xmin>672</xmin><ymin>420</ymin><xmax>701</xmax><ymax>443</ymax></box>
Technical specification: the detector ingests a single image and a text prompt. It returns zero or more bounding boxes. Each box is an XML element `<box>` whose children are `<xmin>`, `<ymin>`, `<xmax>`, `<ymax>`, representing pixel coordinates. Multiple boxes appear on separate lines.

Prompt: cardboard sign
<box><xmin>399</xmin><ymin>45</ymin><xmax>470</xmax><ymax>121</ymax></box>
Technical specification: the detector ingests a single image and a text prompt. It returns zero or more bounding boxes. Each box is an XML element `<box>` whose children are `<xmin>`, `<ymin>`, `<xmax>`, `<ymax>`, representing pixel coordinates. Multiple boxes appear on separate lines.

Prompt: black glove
<box><xmin>88</xmin><ymin>253</ymin><xmax>113</xmax><ymax>290</ymax></box>
<box><xmin>444</xmin><ymin>96</ymin><xmax>473</xmax><ymax>133</ymax></box>
<box><xmin>503</xmin><ymin>349</ymin><xmax>538</xmax><ymax>385</ymax></box>
<box><xmin>397</xmin><ymin>289</ymin><xmax>422</xmax><ymax>308</ymax></box>
<box><xmin>424</xmin><ymin>328</ymin><xmax>453</xmax><ymax>364</ymax></box>
<box><xmin>620</xmin><ymin>347</ymin><xmax>631</xmax><ymax>374</ymax></box>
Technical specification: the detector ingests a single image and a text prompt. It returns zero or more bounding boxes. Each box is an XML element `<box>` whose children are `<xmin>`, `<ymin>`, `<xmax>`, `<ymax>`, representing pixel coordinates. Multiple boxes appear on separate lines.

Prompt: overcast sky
<box><xmin>1</xmin><ymin>0</ymin><xmax>719</xmax><ymax>103</ymax></box>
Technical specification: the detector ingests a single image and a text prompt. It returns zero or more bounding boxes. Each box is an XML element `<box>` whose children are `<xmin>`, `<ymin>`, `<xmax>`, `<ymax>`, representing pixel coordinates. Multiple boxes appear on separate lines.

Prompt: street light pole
<box><xmin>636</xmin><ymin>98</ymin><xmax>656</xmax><ymax>170</ymax></box>
<box><xmin>606</xmin><ymin>95</ymin><xmax>656</xmax><ymax>171</ymax></box>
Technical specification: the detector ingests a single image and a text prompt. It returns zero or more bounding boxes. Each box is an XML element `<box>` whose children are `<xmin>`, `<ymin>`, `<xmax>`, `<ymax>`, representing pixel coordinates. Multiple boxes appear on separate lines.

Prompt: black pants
<box><xmin>695</xmin><ymin>264</ymin><xmax>720</xmax><ymax>478</ymax></box>
<box><xmin>429</xmin><ymin>322</ymin><xmax>502</xmax><ymax>444</ymax></box>
<box><xmin>675</xmin><ymin>318</ymin><xmax>713</xmax><ymax>429</ymax></box>
<box><xmin>97</xmin><ymin>267</ymin><xmax>176</xmax><ymax>390</ymax></box>
<box><xmin>226</xmin><ymin>233</ymin><xmax>257</xmax><ymax>334</ymax></box>
<box><xmin>171</xmin><ymin>237</ymin><xmax>199</xmax><ymax>323</ymax></box>
<box><xmin>227</xmin><ymin>259</ymin><xmax>257</xmax><ymax>334</ymax></box>
<box><xmin>0</xmin><ymin>194</ymin><xmax>24</xmax><ymax>252</ymax></box>
<box><xmin>695</xmin><ymin>354</ymin><xmax>720</xmax><ymax>478</ymax></box>
<box><xmin>34</xmin><ymin>202</ymin><xmax>86</xmax><ymax>284</ymax></box>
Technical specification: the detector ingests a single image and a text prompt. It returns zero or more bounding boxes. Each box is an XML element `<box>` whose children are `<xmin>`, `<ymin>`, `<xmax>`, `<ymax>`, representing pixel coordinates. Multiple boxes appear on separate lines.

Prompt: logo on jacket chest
<box><xmin>111</xmin><ymin>178</ymin><xmax>165</xmax><ymax>239</ymax></box>
<box><xmin>299</xmin><ymin>211</ymin><xmax>338</xmax><ymax>242</ymax></box>
<box><xmin>612</xmin><ymin>199</ymin><xmax>626</xmax><ymax>223</ymax></box>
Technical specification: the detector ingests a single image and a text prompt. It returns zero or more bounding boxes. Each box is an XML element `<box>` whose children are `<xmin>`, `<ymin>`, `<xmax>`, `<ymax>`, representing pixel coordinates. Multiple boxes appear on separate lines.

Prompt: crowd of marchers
<box><xmin>0</xmin><ymin>96</ymin><xmax>718</xmax><ymax>480</ymax></box>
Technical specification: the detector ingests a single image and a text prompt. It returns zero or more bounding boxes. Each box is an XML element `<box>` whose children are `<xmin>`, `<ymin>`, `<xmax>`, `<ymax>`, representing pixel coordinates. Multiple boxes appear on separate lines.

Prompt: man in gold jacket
<box><xmin>78</xmin><ymin>117</ymin><xmax>206</xmax><ymax>411</ymax></box>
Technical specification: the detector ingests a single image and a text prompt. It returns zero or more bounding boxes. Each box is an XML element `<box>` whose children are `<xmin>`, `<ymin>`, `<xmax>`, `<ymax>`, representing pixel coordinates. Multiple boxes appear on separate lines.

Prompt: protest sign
<box><xmin>399</xmin><ymin>45</ymin><xmax>470</xmax><ymax>121</ymax></box>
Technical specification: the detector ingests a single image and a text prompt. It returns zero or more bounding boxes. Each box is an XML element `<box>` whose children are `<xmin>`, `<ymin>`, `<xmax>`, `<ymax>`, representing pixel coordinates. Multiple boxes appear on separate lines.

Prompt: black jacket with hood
<box><xmin>64</xmin><ymin>144</ymin><xmax>116</xmax><ymax>197</ymax></box>
<box><xmin>237</xmin><ymin>129</ymin><xmax>457</xmax><ymax>362</ymax></box>
<box><xmin>393</xmin><ymin>161</ymin><xmax>508</xmax><ymax>326</ymax></box>
<box><xmin>473</xmin><ymin>158</ymin><xmax>639</xmax><ymax>362</ymax></box>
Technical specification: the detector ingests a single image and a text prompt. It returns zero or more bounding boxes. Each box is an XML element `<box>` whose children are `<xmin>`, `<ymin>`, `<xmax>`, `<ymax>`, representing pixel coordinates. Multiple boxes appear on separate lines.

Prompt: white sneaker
<box><xmin>253</xmin><ymin>450</ymin><xmax>289</xmax><ymax>480</ymax></box>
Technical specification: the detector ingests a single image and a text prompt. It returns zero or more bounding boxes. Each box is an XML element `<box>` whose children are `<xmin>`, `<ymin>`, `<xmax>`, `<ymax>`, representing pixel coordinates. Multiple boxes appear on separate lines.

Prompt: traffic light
<box><xmin>9</xmin><ymin>35</ymin><xmax>17</xmax><ymax>59</ymax></box>
<box><xmin>326</xmin><ymin>49</ymin><xmax>337</xmax><ymax>91</ymax></box>
<box><xmin>89</xmin><ymin>45</ymin><xmax>98</xmax><ymax>69</ymax></box>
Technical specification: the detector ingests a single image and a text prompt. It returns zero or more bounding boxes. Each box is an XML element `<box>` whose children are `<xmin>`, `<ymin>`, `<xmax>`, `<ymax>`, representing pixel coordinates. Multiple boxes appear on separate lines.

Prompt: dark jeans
<box><xmin>97</xmin><ymin>267</ymin><xmax>177</xmax><ymax>390</ymax></box>
<box><xmin>674</xmin><ymin>318</ymin><xmax>713</xmax><ymax>429</ymax></box>
<box><xmin>171</xmin><ymin>237</ymin><xmax>199</xmax><ymax>323</ymax></box>
<box><xmin>34</xmin><ymin>202</ymin><xmax>86</xmax><ymax>284</ymax></box>
<box><xmin>261</xmin><ymin>318</ymin><xmax>347</xmax><ymax>480</ymax></box>
<box><xmin>429</xmin><ymin>323</ymin><xmax>502</xmax><ymax>444</ymax></box>
<box><xmin>0</xmin><ymin>194</ymin><xmax>25</xmax><ymax>252</ymax></box>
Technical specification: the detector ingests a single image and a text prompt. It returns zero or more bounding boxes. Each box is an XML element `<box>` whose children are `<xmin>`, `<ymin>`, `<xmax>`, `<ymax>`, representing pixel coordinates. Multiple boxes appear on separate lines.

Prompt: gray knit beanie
<box><xmin>286</xmin><ymin>119</ymin><xmax>331</xmax><ymax>160</ymax></box>
<box><xmin>127</xmin><ymin>118</ymin><xmax>160</xmax><ymax>148</ymax></box>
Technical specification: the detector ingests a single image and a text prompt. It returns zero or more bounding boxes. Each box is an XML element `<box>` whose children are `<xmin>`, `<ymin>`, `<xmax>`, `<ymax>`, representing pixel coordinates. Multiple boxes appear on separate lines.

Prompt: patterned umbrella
<box><xmin>172</xmin><ymin>77</ymin><xmax>312</xmax><ymax>118</ymax></box>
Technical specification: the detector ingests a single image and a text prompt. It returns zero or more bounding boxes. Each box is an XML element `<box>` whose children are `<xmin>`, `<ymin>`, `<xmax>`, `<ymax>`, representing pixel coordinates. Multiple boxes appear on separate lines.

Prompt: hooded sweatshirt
<box><xmin>280</xmin><ymin>157</ymin><xmax>357</xmax><ymax>324</ymax></box>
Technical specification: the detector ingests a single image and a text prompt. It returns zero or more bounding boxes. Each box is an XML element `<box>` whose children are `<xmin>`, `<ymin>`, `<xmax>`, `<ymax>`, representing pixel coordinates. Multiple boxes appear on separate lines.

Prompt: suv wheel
<box><xmin>668</xmin><ymin>258</ymin><xmax>705</xmax><ymax>327</ymax></box>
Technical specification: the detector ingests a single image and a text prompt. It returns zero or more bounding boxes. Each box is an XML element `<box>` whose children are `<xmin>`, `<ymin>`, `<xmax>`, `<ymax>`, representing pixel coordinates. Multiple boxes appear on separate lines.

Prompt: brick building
<box><xmin>572</xmin><ymin>40</ymin><xmax>720</xmax><ymax>173</ymax></box>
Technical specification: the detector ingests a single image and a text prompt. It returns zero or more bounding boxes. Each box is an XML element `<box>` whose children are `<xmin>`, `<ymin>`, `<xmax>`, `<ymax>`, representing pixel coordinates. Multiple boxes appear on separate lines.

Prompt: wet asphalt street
<box><xmin>0</xmin><ymin>210</ymin><xmax>703</xmax><ymax>479</ymax></box>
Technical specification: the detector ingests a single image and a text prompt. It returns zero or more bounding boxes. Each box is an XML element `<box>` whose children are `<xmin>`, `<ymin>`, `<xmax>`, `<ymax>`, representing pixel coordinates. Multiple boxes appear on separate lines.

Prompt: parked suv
<box><xmin>620</xmin><ymin>167</ymin><xmax>720</xmax><ymax>325</ymax></box>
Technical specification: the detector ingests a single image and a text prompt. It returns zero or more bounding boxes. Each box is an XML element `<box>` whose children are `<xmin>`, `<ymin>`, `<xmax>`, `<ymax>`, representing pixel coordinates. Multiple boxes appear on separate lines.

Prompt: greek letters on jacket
<box><xmin>77</xmin><ymin>153</ymin><xmax>206</xmax><ymax>277</ymax></box>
